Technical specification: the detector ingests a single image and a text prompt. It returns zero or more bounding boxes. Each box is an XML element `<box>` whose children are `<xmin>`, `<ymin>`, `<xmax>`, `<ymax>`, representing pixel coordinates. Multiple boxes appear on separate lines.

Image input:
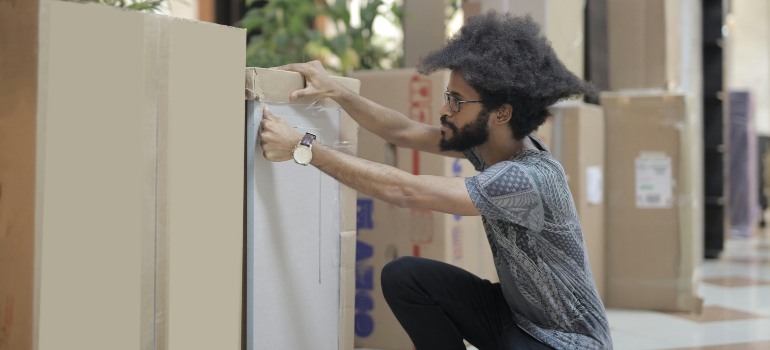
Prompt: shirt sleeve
<box><xmin>465</xmin><ymin>161</ymin><xmax>544</xmax><ymax>232</ymax></box>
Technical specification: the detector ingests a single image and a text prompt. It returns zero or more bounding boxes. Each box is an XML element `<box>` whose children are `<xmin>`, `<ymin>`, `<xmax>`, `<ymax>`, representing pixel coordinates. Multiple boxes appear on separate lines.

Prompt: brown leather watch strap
<box><xmin>300</xmin><ymin>133</ymin><xmax>316</xmax><ymax>147</ymax></box>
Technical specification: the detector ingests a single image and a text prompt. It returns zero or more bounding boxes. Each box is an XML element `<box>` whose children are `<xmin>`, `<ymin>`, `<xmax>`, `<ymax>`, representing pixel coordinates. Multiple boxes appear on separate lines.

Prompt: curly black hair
<box><xmin>417</xmin><ymin>10</ymin><xmax>596</xmax><ymax>140</ymax></box>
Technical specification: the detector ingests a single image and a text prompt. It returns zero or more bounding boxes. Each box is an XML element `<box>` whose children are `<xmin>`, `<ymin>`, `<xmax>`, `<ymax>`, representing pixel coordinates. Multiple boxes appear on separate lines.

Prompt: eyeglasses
<box><xmin>444</xmin><ymin>91</ymin><xmax>485</xmax><ymax>113</ymax></box>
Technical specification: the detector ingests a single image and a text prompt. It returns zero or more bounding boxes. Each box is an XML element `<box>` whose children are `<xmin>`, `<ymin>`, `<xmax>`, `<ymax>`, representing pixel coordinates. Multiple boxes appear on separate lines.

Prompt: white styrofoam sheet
<box><xmin>246</xmin><ymin>102</ymin><xmax>342</xmax><ymax>349</ymax></box>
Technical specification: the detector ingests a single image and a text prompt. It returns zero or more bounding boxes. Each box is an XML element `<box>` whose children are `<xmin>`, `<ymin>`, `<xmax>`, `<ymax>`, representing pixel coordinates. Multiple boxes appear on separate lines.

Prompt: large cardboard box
<box><xmin>403</xmin><ymin>0</ymin><xmax>448</xmax><ymax>68</ymax></box>
<box><xmin>534</xmin><ymin>102</ymin><xmax>606</xmax><ymax>300</ymax></box>
<box><xmin>244</xmin><ymin>68</ymin><xmax>360</xmax><ymax>350</ymax></box>
<box><xmin>0</xmin><ymin>2</ymin><xmax>245</xmax><ymax>349</ymax></box>
<box><xmin>601</xmin><ymin>92</ymin><xmax>703</xmax><ymax>312</ymax></box>
<box><xmin>465</xmin><ymin>0</ymin><xmax>586</xmax><ymax>79</ymax></box>
<box><xmin>607</xmin><ymin>0</ymin><xmax>682</xmax><ymax>90</ymax></box>
<box><xmin>349</xmin><ymin>69</ymin><xmax>495</xmax><ymax>349</ymax></box>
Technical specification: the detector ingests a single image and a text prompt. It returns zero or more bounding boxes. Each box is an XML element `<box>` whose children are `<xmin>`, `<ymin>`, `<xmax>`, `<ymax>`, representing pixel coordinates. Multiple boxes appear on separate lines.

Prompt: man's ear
<box><xmin>494</xmin><ymin>104</ymin><xmax>513</xmax><ymax>124</ymax></box>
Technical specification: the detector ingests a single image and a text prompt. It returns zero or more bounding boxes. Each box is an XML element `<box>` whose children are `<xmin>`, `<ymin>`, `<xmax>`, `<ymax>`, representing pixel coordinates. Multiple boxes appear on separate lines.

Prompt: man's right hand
<box><xmin>271</xmin><ymin>61</ymin><xmax>344</xmax><ymax>101</ymax></box>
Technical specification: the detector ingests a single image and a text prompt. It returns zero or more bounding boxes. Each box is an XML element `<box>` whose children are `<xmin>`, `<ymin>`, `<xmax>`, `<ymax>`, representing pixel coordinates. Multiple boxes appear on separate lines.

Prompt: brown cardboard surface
<box><xmin>536</xmin><ymin>103</ymin><xmax>607</xmax><ymax>300</ymax></box>
<box><xmin>607</xmin><ymin>0</ymin><xmax>682</xmax><ymax>90</ymax></box>
<box><xmin>161</xmin><ymin>17</ymin><xmax>245</xmax><ymax>350</ymax></box>
<box><xmin>0</xmin><ymin>0</ymin><xmax>39</xmax><ymax>348</ymax></box>
<box><xmin>403</xmin><ymin>0</ymin><xmax>447</xmax><ymax>68</ymax></box>
<box><xmin>1</xmin><ymin>2</ymin><xmax>246</xmax><ymax>349</ymax></box>
<box><xmin>469</xmin><ymin>0</ymin><xmax>585</xmax><ymax>78</ymax></box>
<box><xmin>349</xmin><ymin>69</ymin><xmax>493</xmax><ymax>349</ymax></box>
<box><xmin>37</xmin><ymin>3</ymin><xmax>148</xmax><ymax>348</ymax></box>
<box><xmin>601</xmin><ymin>92</ymin><xmax>702</xmax><ymax>312</ymax></box>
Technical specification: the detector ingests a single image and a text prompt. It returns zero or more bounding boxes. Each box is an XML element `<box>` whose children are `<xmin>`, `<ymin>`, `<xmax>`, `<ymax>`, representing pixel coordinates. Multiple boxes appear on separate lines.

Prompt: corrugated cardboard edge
<box><xmin>244</xmin><ymin>67</ymin><xmax>361</xmax><ymax>349</ymax></box>
<box><xmin>675</xmin><ymin>92</ymin><xmax>705</xmax><ymax>314</ymax></box>
<box><xmin>338</xmin><ymin>231</ymin><xmax>357</xmax><ymax>350</ymax></box>
<box><xmin>335</xmin><ymin>76</ymin><xmax>360</xmax><ymax>350</ymax></box>
<box><xmin>141</xmin><ymin>12</ymin><xmax>162</xmax><ymax>350</ymax></box>
<box><xmin>34</xmin><ymin>1</ymin><xmax>50</xmax><ymax>349</ymax></box>
<box><xmin>154</xmin><ymin>13</ymin><xmax>172</xmax><ymax>350</ymax></box>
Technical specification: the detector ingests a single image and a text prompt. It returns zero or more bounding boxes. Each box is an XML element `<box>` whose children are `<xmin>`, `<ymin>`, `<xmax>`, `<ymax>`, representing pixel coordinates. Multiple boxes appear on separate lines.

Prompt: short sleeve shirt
<box><xmin>463</xmin><ymin>135</ymin><xmax>613</xmax><ymax>350</ymax></box>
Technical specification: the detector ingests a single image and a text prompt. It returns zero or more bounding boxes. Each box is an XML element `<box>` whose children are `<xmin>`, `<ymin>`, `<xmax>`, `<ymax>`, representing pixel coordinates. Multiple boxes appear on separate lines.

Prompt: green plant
<box><xmin>240</xmin><ymin>0</ymin><xmax>403</xmax><ymax>75</ymax></box>
<box><xmin>69</xmin><ymin>0</ymin><xmax>167</xmax><ymax>12</ymax></box>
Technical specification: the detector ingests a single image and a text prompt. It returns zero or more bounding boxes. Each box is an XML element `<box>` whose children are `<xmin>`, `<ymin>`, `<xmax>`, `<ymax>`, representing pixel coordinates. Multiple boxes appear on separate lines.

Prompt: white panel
<box><xmin>246</xmin><ymin>102</ymin><xmax>342</xmax><ymax>349</ymax></box>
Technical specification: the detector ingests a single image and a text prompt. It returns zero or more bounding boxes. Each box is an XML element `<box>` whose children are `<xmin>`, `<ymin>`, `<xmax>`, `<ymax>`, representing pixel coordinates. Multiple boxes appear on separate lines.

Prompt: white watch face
<box><xmin>293</xmin><ymin>146</ymin><xmax>312</xmax><ymax>165</ymax></box>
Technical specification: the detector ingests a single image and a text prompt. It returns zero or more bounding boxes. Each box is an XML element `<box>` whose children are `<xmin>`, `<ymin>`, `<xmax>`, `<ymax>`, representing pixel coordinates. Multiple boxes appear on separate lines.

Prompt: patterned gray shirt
<box><xmin>463</xmin><ymin>135</ymin><xmax>613</xmax><ymax>350</ymax></box>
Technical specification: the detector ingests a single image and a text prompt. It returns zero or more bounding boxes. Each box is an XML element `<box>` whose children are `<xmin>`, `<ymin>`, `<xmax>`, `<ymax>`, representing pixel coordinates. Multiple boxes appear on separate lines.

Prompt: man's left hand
<box><xmin>258</xmin><ymin>106</ymin><xmax>303</xmax><ymax>162</ymax></box>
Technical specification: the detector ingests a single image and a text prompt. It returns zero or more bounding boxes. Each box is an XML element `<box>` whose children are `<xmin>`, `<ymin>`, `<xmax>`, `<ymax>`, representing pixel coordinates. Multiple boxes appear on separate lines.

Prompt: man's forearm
<box><xmin>310</xmin><ymin>140</ymin><xmax>413</xmax><ymax>207</ymax></box>
<box><xmin>332</xmin><ymin>88</ymin><xmax>416</xmax><ymax>147</ymax></box>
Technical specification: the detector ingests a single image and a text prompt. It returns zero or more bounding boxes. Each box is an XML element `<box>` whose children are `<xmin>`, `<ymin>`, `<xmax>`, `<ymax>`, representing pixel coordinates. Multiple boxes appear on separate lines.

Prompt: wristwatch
<box><xmin>292</xmin><ymin>132</ymin><xmax>316</xmax><ymax>166</ymax></box>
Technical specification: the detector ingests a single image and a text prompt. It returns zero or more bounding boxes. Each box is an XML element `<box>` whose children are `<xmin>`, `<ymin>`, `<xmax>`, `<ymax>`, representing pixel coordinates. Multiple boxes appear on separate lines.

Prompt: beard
<box><xmin>438</xmin><ymin>109</ymin><xmax>491</xmax><ymax>152</ymax></box>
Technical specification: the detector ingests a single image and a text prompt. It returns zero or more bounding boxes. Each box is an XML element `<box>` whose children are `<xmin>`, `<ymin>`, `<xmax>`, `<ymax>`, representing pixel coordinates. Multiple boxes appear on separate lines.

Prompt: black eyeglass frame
<box><xmin>444</xmin><ymin>91</ymin><xmax>485</xmax><ymax>113</ymax></box>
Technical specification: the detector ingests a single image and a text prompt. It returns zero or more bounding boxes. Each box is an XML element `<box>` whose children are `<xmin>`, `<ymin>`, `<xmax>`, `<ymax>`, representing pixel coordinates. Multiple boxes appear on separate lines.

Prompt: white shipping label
<box><xmin>586</xmin><ymin>166</ymin><xmax>603</xmax><ymax>205</ymax></box>
<box><xmin>635</xmin><ymin>156</ymin><xmax>673</xmax><ymax>208</ymax></box>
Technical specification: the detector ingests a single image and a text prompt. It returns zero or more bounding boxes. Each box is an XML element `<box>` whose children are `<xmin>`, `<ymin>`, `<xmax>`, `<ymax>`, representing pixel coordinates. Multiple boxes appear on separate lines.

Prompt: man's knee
<box><xmin>381</xmin><ymin>256</ymin><xmax>423</xmax><ymax>297</ymax></box>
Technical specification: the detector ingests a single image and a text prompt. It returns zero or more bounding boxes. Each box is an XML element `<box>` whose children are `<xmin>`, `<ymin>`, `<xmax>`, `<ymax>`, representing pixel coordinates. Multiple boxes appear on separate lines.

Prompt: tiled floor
<box><xmin>360</xmin><ymin>234</ymin><xmax>770</xmax><ymax>350</ymax></box>
<box><xmin>604</xmin><ymin>235</ymin><xmax>770</xmax><ymax>350</ymax></box>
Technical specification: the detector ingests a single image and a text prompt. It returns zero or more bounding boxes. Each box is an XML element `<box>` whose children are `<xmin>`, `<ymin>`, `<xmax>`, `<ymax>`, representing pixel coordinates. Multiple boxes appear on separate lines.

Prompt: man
<box><xmin>259</xmin><ymin>11</ymin><xmax>612</xmax><ymax>350</ymax></box>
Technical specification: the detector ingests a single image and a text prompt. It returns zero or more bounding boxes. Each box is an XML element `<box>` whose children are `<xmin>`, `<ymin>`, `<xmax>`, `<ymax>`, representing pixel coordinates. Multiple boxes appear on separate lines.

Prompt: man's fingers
<box><xmin>290</xmin><ymin>89</ymin><xmax>305</xmax><ymax>100</ymax></box>
<box><xmin>262</xmin><ymin>105</ymin><xmax>274</xmax><ymax>120</ymax></box>
<box><xmin>273</xmin><ymin>62</ymin><xmax>313</xmax><ymax>76</ymax></box>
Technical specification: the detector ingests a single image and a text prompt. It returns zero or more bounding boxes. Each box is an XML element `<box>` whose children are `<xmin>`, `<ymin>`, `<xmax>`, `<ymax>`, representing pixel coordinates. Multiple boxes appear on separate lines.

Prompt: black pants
<box><xmin>382</xmin><ymin>256</ymin><xmax>553</xmax><ymax>350</ymax></box>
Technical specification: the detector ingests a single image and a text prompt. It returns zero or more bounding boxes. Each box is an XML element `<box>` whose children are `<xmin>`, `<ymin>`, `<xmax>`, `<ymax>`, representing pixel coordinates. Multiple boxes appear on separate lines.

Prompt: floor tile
<box><xmin>666</xmin><ymin>306</ymin><xmax>767</xmax><ymax>323</ymax></box>
<box><xmin>700</xmin><ymin>284</ymin><xmax>770</xmax><ymax>316</ymax></box>
<box><xmin>610</xmin><ymin>329</ymin><xmax>675</xmax><ymax>350</ymax></box>
<box><xmin>642</xmin><ymin>318</ymin><xmax>770</xmax><ymax>348</ymax></box>
<box><xmin>702</xmin><ymin>261</ymin><xmax>770</xmax><ymax>280</ymax></box>
<box><xmin>663</xmin><ymin>340</ymin><xmax>770</xmax><ymax>349</ymax></box>
<box><xmin>725</xmin><ymin>256</ymin><xmax>770</xmax><ymax>265</ymax></box>
<box><xmin>701</xmin><ymin>276</ymin><xmax>770</xmax><ymax>287</ymax></box>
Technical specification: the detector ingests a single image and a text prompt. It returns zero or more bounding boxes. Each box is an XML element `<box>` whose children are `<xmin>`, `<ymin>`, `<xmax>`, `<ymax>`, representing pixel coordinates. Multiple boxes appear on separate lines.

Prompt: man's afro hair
<box><xmin>417</xmin><ymin>10</ymin><xmax>596</xmax><ymax>140</ymax></box>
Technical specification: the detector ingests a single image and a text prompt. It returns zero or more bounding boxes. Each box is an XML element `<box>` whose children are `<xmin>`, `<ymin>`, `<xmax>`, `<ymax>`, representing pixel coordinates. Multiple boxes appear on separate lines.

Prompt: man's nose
<box><xmin>439</xmin><ymin>100</ymin><xmax>453</xmax><ymax>119</ymax></box>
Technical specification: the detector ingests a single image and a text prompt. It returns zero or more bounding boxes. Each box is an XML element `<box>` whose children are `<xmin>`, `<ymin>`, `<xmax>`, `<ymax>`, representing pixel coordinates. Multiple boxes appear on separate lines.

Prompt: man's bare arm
<box><xmin>276</xmin><ymin>61</ymin><xmax>465</xmax><ymax>158</ymax></box>
<box><xmin>310</xmin><ymin>141</ymin><xmax>479</xmax><ymax>216</ymax></box>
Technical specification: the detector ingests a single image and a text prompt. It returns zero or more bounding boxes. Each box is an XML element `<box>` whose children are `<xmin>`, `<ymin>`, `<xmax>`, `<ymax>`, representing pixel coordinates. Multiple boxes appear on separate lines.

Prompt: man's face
<box><xmin>438</xmin><ymin>70</ymin><xmax>491</xmax><ymax>152</ymax></box>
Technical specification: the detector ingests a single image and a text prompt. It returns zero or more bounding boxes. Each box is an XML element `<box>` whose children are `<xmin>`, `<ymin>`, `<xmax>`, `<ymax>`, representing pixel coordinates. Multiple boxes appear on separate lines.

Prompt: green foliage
<box><xmin>70</xmin><ymin>0</ymin><xmax>167</xmax><ymax>13</ymax></box>
<box><xmin>240</xmin><ymin>0</ymin><xmax>403</xmax><ymax>75</ymax></box>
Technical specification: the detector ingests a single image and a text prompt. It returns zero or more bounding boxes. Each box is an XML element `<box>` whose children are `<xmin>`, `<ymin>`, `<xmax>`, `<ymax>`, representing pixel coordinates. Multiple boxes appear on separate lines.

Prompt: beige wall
<box><xmin>728</xmin><ymin>0</ymin><xmax>770</xmax><ymax>135</ymax></box>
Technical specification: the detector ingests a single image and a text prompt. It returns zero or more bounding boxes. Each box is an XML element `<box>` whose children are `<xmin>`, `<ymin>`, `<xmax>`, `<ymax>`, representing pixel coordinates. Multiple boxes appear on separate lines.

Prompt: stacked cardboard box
<box><xmin>607</xmin><ymin>0</ymin><xmax>682</xmax><ymax>90</ymax></box>
<box><xmin>402</xmin><ymin>0</ymin><xmax>449</xmax><ymax>68</ymax></box>
<box><xmin>244</xmin><ymin>67</ymin><xmax>361</xmax><ymax>350</ymax></box>
<box><xmin>601</xmin><ymin>92</ymin><xmax>703</xmax><ymax>312</ymax></box>
<box><xmin>602</xmin><ymin>0</ymin><xmax>703</xmax><ymax>313</ymax></box>
<box><xmin>0</xmin><ymin>2</ymin><xmax>245</xmax><ymax>349</ymax></box>
<box><xmin>349</xmin><ymin>69</ymin><xmax>496</xmax><ymax>349</ymax></box>
<box><xmin>534</xmin><ymin>103</ymin><xmax>606</xmax><ymax>300</ymax></box>
<box><xmin>464</xmin><ymin>0</ymin><xmax>586</xmax><ymax>78</ymax></box>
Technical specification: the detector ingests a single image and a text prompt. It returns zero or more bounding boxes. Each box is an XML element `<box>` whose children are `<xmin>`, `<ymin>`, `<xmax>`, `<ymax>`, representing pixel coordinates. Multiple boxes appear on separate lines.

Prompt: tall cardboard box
<box><xmin>403</xmin><ymin>0</ymin><xmax>448</xmax><ymax>68</ymax></box>
<box><xmin>534</xmin><ymin>103</ymin><xmax>606</xmax><ymax>300</ymax></box>
<box><xmin>0</xmin><ymin>2</ymin><xmax>245</xmax><ymax>349</ymax></box>
<box><xmin>244</xmin><ymin>68</ymin><xmax>360</xmax><ymax>350</ymax></box>
<box><xmin>465</xmin><ymin>0</ymin><xmax>586</xmax><ymax>79</ymax></box>
<box><xmin>349</xmin><ymin>69</ymin><xmax>495</xmax><ymax>349</ymax></box>
<box><xmin>601</xmin><ymin>92</ymin><xmax>703</xmax><ymax>312</ymax></box>
<box><xmin>607</xmin><ymin>0</ymin><xmax>682</xmax><ymax>90</ymax></box>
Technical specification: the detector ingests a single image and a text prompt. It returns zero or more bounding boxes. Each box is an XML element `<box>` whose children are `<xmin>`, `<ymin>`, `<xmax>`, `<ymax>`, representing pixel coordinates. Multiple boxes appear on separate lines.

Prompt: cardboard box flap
<box><xmin>245</xmin><ymin>67</ymin><xmax>360</xmax><ymax>104</ymax></box>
